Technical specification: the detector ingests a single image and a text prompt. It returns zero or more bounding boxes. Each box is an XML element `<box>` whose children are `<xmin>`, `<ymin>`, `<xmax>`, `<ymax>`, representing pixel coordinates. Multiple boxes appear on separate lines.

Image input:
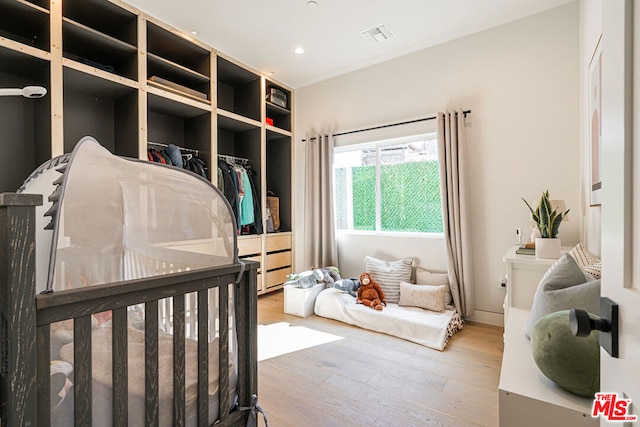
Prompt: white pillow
<box><xmin>364</xmin><ymin>256</ymin><xmax>413</xmax><ymax>304</ymax></box>
<box><xmin>398</xmin><ymin>281</ymin><xmax>446</xmax><ymax>312</ymax></box>
<box><xmin>415</xmin><ymin>267</ymin><xmax>452</xmax><ymax>306</ymax></box>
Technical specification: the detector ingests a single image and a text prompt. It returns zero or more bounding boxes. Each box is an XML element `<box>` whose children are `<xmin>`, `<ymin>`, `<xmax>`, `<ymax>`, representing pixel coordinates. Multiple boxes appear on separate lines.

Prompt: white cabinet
<box><xmin>502</xmin><ymin>245</ymin><xmax>560</xmax><ymax>323</ymax></box>
<box><xmin>499</xmin><ymin>246</ymin><xmax>597</xmax><ymax>427</ymax></box>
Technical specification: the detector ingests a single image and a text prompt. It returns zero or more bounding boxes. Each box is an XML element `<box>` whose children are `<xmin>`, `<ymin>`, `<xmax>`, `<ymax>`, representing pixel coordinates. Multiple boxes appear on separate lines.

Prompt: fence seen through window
<box><xmin>334</xmin><ymin>133</ymin><xmax>443</xmax><ymax>234</ymax></box>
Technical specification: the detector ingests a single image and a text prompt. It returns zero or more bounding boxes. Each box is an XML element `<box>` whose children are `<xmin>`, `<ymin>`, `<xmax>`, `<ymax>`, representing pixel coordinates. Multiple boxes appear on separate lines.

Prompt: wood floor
<box><xmin>255</xmin><ymin>290</ymin><xmax>504</xmax><ymax>427</ymax></box>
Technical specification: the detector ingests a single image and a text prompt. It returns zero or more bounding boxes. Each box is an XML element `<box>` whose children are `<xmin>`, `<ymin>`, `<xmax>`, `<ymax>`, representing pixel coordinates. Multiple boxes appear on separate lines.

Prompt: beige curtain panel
<box><xmin>437</xmin><ymin>110</ymin><xmax>474</xmax><ymax>317</ymax></box>
<box><xmin>304</xmin><ymin>134</ymin><xmax>338</xmax><ymax>268</ymax></box>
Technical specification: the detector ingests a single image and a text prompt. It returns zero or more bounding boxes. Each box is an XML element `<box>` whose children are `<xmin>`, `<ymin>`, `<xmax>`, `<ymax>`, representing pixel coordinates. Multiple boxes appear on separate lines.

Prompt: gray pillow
<box><xmin>525</xmin><ymin>254</ymin><xmax>600</xmax><ymax>339</ymax></box>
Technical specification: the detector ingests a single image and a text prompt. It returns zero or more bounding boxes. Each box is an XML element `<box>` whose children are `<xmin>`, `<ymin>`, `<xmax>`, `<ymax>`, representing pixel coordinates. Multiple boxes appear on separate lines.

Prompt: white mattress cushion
<box><xmin>315</xmin><ymin>288</ymin><xmax>460</xmax><ymax>351</ymax></box>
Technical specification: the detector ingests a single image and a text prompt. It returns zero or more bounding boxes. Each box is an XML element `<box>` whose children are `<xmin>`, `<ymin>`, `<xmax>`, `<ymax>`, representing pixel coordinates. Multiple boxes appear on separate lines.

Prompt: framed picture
<box><xmin>588</xmin><ymin>36</ymin><xmax>602</xmax><ymax>206</ymax></box>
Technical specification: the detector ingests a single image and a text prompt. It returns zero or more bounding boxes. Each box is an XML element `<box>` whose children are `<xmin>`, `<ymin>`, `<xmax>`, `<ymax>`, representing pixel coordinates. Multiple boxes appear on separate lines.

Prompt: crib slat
<box><xmin>36</xmin><ymin>325</ymin><xmax>51</xmax><ymax>427</ymax></box>
<box><xmin>173</xmin><ymin>295</ymin><xmax>186</xmax><ymax>427</ymax></box>
<box><xmin>74</xmin><ymin>316</ymin><xmax>92</xmax><ymax>426</ymax></box>
<box><xmin>236</xmin><ymin>264</ymin><xmax>258</xmax><ymax>410</ymax></box>
<box><xmin>112</xmin><ymin>308</ymin><xmax>128</xmax><ymax>425</ymax></box>
<box><xmin>173</xmin><ymin>295</ymin><xmax>185</xmax><ymax>427</ymax></box>
<box><xmin>145</xmin><ymin>301</ymin><xmax>159</xmax><ymax>427</ymax></box>
<box><xmin>218</xmin><ymin>284</ymin><xmax>229</xmax><ymax>422</ymax></box>
<box><xmin>197</xmin><ymin>290</ymin><xmax>209</xmax><ymax>426</ymax></box>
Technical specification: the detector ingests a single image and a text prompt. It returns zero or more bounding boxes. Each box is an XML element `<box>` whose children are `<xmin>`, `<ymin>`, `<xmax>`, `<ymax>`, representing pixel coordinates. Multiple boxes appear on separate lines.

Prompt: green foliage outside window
<box><xmin>335</xmin><ymin>161</ymin><xmax>443</xmax><ymax>233</ymax></box>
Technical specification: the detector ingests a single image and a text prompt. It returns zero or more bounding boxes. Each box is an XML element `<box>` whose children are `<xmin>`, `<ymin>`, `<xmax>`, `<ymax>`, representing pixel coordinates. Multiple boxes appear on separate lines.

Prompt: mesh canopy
<box><xmin>20</xmin><ymin>137</ymin><xmax>241</xmax><ymax>426</ymax></box>
<box><xmin>22</xmin><ymin>137</ymin><xmax>238</xmax><ymax>292</ymax></box>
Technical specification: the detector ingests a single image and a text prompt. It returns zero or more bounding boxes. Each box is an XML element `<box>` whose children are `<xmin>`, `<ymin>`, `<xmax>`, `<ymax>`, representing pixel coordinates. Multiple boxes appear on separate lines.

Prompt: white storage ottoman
<box><xmin>284</xmin><ymin>283</ymin><xmax>325</xmax><ymax>317</ymax></box>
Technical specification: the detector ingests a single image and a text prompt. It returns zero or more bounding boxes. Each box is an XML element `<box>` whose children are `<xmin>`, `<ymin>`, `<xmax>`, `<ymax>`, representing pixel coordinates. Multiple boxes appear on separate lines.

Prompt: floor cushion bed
<box><xmin>314</xmin><ymin>288</ymin><xmax>463</xmax><ymax>351</ymax></box>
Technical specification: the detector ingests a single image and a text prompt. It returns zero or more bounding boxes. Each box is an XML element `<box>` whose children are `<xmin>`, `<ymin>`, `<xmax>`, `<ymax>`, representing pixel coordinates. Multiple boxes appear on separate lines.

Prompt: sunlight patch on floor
<box><xmin>258</xmin><ymin>322</ymin><xmax>344</xmax><ymax>361</ymax></box>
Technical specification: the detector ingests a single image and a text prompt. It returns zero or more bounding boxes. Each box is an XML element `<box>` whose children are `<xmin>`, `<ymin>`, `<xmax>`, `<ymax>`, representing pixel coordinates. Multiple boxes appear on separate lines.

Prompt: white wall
<box><xmin>579</xmin><ymin>0</ymin><xmax>603</xmax><ymax>256</ymax></box>
<box><xmin>294</xmin><ymin>2</ymin><xmax>580</xmax><ymax>324</ymax></box>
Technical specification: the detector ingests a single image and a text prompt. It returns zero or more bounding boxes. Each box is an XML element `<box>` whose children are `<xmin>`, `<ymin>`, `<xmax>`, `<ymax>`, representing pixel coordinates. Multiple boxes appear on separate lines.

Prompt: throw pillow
<box><xmin>364</xmin><ymin>256</ymin><xmax>413</xmax><ymax>304</ymax></box>
<box><xmin>415</xmin><ymin>267</ymin><xmax>452</xmax><ymax>306</ymax></box>
<box><xmin>525</xmin><ymin>253</ymin><xmax>599</xmax><ymax>339</ymax></box>
<box><xmin>398</xmin><ymin>281</ymin><xmax>446</xmax><ymax>312</ymax></box>
<box><xmin>568</xmin><ymin>243</ymin><xmax>601</xmax><ymax>279</ymax></box>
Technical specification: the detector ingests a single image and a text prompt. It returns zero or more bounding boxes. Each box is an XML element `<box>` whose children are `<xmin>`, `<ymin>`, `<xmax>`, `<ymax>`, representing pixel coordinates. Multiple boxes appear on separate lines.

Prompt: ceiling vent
<box><xmin>361</xmin><ymin>24</ymin><xmax>394</xmax><ymax>45</ymax></box>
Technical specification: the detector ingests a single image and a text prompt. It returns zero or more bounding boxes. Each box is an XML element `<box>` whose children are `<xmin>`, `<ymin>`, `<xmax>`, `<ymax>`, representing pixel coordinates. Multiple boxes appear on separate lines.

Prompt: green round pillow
<box><xmin>530</xmin><ymin>310</ymin><xmax>600</xmax><ymax>398</ymax></box>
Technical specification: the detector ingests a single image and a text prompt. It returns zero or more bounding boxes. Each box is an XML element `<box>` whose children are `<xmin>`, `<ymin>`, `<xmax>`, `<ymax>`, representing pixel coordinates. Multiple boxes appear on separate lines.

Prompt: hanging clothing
<box><xmin>239</xmin><ymin>168</ymin><xmax>254</xmax><ymax>226</ymax></box>
<box><xmin>217</xmin><ymin>158</ymin><xmax>262</xmax><ymax>235</ymax></box>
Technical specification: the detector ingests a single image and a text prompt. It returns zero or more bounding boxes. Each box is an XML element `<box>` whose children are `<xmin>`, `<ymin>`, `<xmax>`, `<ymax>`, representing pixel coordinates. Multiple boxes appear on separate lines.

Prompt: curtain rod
<box><xmin>302</xmin><ymin>109</ymin><xmax>471</xmax><ymax>142</ymax></box>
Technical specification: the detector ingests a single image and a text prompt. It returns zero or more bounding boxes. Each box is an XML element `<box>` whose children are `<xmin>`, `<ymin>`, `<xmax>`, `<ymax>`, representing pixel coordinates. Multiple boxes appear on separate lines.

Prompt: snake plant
<box><xmin>522</xmin><ymin>191</ymin><xmax>570</xmax><ymax>238</ymax></box>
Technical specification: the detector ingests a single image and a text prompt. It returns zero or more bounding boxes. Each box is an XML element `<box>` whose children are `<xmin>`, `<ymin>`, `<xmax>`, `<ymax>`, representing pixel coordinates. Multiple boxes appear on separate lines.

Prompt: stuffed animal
<box><xmin>356</xmin><ymin>272</ymin><xmax>387</xmax><ymax>310</ymax></box>
<box><xmin>285</xmin><ymin>270</ymin><xmax>317</xmax><ymax>289</ymax></box>
<box><xmin>333</xmin><ymin>278</ymin><xmax>361</xmax><ymax>297</ymax></box>
<box><xmin>313</xmin><ymin>266</ymin><xmax>341</xmax><ymax>288</ymax></box>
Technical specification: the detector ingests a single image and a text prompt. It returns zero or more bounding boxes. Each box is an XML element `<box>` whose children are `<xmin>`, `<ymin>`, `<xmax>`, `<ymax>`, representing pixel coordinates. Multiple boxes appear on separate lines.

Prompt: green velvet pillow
<box><xmin>530</xmin><ymin>310</ymin><xmax>600</xmax><ymax>398</ymax></box>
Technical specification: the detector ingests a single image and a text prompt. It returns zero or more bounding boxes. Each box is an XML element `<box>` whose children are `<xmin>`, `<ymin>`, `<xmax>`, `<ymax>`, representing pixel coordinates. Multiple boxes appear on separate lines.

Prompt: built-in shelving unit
<box><xmin>0</xmin><ymin>0</ymin><xmax>294</xmax><ymax>295</ymax></box>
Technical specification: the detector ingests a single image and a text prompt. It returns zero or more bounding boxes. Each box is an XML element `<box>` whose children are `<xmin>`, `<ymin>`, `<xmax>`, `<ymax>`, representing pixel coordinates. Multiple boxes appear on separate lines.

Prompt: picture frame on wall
<box><xmin>588</xmin><ymin>36</ymin><xmax>602</xmax><ymax>206</ymax></box>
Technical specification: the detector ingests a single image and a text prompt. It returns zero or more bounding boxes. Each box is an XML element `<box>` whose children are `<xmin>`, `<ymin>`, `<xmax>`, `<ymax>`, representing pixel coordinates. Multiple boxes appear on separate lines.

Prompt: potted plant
<box><xmin>522</xmin><ymin>190</ymin><xmax>569</xmax><ymax>258</ymax></box>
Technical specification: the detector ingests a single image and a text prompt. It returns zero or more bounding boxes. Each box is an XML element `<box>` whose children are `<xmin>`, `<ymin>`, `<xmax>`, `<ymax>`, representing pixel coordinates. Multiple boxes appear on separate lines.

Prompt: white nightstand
<box><xmin>502</xmin><ymin>245</ymin><xmax>567</xmax><ymax>324</ymax></box>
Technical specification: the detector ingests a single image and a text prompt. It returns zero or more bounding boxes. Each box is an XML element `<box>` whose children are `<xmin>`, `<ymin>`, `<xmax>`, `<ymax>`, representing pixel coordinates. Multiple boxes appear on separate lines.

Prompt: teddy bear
<box><xmin>333</xmin><ymin>277</ymin><xmax>361</xmax><ymax>297</ymax></box>
<box><xmin>356</xmin><ymin>272</ymin><xmax>387</xmax><ymax>310</ymax></box>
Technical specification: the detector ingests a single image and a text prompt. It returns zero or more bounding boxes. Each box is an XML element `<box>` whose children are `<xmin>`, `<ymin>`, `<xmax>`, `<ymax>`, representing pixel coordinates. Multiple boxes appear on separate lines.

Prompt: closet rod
<box><xmin>302</xmin><ymin>109</ymin><xmax>471</xmax><ymax>142</ymax></box>
<box><xmin>218</xmin><ymin>154</ymin><xmax>250</xmax><ymax>165</ymax></box>
<box><xmin>147</xmin><ymin>141</ymin><xmax>200</xmax><ymax>156</ymax></box>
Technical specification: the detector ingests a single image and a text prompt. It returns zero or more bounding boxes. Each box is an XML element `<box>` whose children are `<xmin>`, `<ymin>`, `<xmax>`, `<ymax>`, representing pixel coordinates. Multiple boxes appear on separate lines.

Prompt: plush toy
<box><xmin>285</xmin><ymin>270</ymin><xmax>317</xmax><ymax>289</ymax></box>
<box><xmin>356</xmin><ymin>272</ymin><xmax>387</xmax><ymax>310</ymax></box>
<box><xmin>313</xmin><ymin>266</ymin><xmax>341</xmax><ymax>288</ymax></box>
<box><xmin>333</xmin><ymin>278</ymin><xmax>361</xmax><ymax>297</ymax></box>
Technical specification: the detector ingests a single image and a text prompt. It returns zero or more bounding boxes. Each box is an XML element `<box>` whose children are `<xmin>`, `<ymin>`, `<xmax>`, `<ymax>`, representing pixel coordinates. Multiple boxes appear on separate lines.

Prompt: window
<box><xmin>333</xmin><ymin>133</ymin><xmax>443</xmax><ymax>234</ymax></box>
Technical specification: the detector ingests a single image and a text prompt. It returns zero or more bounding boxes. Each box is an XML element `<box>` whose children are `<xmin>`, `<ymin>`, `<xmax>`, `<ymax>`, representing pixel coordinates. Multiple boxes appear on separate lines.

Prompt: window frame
<box><xmin>333</xmin><ymin>132</ymin><xmax>444</xmax><ymax>238</ymax></box>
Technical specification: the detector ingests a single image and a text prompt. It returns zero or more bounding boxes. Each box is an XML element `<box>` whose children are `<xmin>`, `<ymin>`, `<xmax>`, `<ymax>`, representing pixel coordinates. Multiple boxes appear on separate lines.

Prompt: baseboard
<box><xmin>465</xmin><ymin>310</ymin><xmax>504</xmax><ymax>327</ymax></box>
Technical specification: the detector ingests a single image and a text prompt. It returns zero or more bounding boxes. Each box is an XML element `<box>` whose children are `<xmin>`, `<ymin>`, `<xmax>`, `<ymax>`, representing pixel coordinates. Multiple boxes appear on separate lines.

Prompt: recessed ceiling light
<box><xmin>268</xmin><ymin>71</ymin><xmax>276</xmax><ymax>76</ymax></box>
<box><xmin>307</xmin><ymin>1</ymin><xmax>318</xmax><ymax>8</ymax></box>
<box><xmin>294</xmin><ymin>47</ymin><xmax>305</xmax><ymax>55</ymax></box>
<box><xmin>190</xmin><ymin>29</ymin><xmax>199</xmax><ymax>36</ymax></box>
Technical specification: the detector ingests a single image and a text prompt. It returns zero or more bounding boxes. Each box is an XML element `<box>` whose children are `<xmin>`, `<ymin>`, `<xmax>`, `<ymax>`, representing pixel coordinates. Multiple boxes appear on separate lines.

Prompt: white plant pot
<box><xmin>535</xmin><ymin>237</ymin><xmax>561</xmax><ymax>259</ymax></box>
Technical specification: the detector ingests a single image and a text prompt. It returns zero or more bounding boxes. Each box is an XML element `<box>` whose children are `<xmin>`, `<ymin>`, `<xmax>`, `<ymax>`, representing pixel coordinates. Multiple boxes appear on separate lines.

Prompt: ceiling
<box><xmin>125</xmin><ymin>0</ymin><xmax>574</xmax><ymax>89</ymax></box>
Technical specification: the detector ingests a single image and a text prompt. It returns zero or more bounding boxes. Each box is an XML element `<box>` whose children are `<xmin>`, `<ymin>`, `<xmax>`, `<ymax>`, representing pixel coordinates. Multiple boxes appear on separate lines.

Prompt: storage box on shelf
<box><xmin>499</xmin><ymin>245</ymin><xmax>596</xmax><ymax>427</ymax></box>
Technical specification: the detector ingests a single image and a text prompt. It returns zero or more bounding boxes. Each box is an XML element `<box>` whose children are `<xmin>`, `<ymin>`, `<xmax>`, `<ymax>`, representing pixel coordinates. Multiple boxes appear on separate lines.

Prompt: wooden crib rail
<box><xmin>0</xmin><ymin>193</ymin><xmax>258</xmax><ymax>427</ymax></box>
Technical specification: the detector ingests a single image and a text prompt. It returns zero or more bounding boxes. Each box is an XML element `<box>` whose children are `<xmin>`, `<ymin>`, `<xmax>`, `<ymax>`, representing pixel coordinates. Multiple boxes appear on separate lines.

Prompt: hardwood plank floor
<box><xmin>255</xmin><ymin>290</ymin><xmax>504</xmax><ymax>427</ymax></box>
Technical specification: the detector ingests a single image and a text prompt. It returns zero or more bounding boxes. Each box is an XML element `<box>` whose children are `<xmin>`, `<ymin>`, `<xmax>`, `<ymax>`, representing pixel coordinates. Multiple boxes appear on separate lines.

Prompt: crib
<box><xmin>1</xmin><ymin>138</ymin><xmax>261</xmax><ymax>426</ymax></box>
<box><xmin>0</xmin><ymin>192</ymin><xmax>258</xmax><ymax>426</ymax></box>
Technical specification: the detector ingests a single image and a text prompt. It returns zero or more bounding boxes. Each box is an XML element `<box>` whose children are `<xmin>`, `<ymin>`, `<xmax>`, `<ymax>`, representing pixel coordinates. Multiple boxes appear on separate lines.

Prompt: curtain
<box><xmin>437</xmin><ymin>110</ymin><xmax>474</xmax><ymax>317</ymax></box>
<box><xmin>304</xmin><ymin>134</ymin><xmax>338</xmax><ymax>267</ymax></box>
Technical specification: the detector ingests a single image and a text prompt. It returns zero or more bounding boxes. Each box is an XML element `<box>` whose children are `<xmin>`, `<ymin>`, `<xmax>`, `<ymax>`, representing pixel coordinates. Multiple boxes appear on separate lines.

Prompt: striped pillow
<box><xmin>568</xmin><ymin>243</ymin><xmax>601</xmax><ymax>279</ymax></box>
<box><xmin>364</xmin><ymin>256</ymin><xmax>413</xmax><ymax>304</ymax></box>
